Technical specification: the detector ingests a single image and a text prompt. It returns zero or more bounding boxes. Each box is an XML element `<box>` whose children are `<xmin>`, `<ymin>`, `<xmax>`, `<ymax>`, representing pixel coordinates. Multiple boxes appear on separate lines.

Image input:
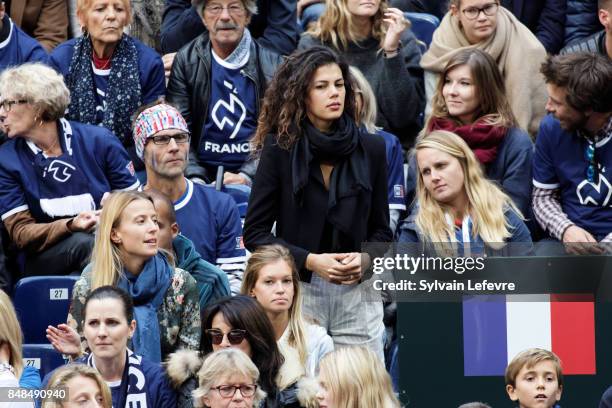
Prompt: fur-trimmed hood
<box><xmin>166</xmin><ymin>349</ymin><xmax>202</xmax><ymax>389</ymax></box>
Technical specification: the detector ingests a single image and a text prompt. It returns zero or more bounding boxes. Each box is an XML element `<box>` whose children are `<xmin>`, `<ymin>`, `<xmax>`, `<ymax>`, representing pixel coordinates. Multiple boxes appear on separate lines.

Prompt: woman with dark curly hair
<box><xmin>243</xmin><ymin>46</ymin><xmax>392</xmax><ymax>360</ymax></box>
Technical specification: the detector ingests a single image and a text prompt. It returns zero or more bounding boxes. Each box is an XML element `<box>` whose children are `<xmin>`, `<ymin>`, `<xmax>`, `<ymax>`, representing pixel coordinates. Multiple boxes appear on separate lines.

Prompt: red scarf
<box><xmin>92</xmin><ymin>51</ymin><xmax>112</xmax><ymax>70</ymax></box>
<box><xmin>428</xmin><ymin>118</ymin><xmax>507</xmax><ymax>165</ymax></box>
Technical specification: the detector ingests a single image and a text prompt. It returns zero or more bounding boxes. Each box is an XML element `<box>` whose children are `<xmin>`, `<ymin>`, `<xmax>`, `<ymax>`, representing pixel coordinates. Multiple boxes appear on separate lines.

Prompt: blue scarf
<box><xmin>117</xmin><ymin>254</ymin><xmax>172</xmax><ymax>362</ymax></box>
<box><xmin>65</xmin><ymin>34</ymin><xmax>142</xmax><ymax>145</ymax></box>
<box><xmin>85</xmin><ymin>350</ymin><xmax>150</xmax><ymax>408</ymax></box>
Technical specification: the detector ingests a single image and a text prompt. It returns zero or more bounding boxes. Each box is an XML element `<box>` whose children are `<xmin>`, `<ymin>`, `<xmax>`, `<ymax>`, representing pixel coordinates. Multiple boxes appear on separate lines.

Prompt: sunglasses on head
<box><xmin>205</xmin><ymin>328</ymin><xmax>248</xmax><ymax>345</ymax></box>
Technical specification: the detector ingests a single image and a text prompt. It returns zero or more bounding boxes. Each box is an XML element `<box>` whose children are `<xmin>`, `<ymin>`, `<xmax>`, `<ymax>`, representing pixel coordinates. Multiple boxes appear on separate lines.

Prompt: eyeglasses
<box><xmin>585</xmin><ymin>142</ymin><xmax>597</xmax><ymax>183</ymax></box>
<box><xmin>0</xmin><ymin>99</ymin><xmax>29</xmax><ymax>112</ymax></box>
<box><xmin>213</xmin><ymin>384</ymin><xmax>257</xmax><ymax>398</ymax></box>
<box><xmin>462</xmin><ymin>2</ymin><xmax>498</xmax><ymax>20</ymax></box>
<box><xmin>147</xmin><ymin>132</ymin><xmax>190</xmax><ymax>145</ymax></box>
<box><xmin>205</xmin><ymin>329</ymin><xmax>248</xmax><ymax>345</ymax></box>
<box><xmin>205</xmin><ymin>4</ymin><xmax>247</xmax><ymax>16</ymax></box>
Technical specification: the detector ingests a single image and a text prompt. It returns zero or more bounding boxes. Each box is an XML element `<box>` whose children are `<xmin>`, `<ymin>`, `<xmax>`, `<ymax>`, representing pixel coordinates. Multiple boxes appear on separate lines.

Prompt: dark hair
<box><xmin>540</xmin><ymin>53</ymin><xmax>612</xmax><ymax>113</ymax></box>
<box><xmin>201</xmin><ymin>296</ymin><xmax>283</xmax><ymax>394</ymax></box>
<box><xmin>252</xmin><ymin>46</ymin><xmax>356</xmax><ymax>152</ymax></box>
<box><xmin>599</xmin><ymin>0</ymin><xmax>612</xmax><ymax>10</ymax></box>
<box><xmin>83</xmin><ymin>286</ymin><xmax>134</xmax><ymax>324</ymax></box>
<box><xmin>143</xmin><ymin>189</ymin><xmax>177</xmax><ymax>223</ymax></box>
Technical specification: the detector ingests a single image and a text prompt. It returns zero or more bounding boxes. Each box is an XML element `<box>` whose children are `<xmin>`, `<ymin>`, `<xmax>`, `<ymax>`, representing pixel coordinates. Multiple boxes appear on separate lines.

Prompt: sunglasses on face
<box><xmin>205</xmin><ymin>328</ymin><xmax>248</xmax><ymax>345</ymax></box>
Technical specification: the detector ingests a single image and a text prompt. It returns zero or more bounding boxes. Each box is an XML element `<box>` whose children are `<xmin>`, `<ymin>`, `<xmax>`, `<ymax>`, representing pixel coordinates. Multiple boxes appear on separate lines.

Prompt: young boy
<box><xmin>505</xmin><ymin>348</ymin><xmax>563</xmax><ymax>408</ymax></box>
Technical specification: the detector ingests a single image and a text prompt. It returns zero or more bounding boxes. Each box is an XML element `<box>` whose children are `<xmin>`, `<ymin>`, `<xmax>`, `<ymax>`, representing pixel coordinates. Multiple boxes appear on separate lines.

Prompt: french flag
<box><xmin>462</xmin><ymin>294</ymin><xmax>596</xmax><ymax>376</ymax></box>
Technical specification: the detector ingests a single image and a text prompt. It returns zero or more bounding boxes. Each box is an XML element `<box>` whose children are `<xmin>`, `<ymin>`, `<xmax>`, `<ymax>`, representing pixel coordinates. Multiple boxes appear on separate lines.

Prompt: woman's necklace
<box><xmin>39</xmin><ymin>136</ymin><xmax>60</xmax><ymax>157</ymax></box>
<box><xmin>92</xmin><ymin>50</ymin><xmax>112</xmax><ymax>70</ymax></box>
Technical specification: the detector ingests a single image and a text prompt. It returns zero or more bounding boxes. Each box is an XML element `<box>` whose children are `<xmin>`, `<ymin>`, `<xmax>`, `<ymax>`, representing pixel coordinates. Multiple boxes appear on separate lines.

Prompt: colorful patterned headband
<box><xmin>133</xmin><ymin>104</ymin><xmax>190</xmax><ymax>160</ymax></box>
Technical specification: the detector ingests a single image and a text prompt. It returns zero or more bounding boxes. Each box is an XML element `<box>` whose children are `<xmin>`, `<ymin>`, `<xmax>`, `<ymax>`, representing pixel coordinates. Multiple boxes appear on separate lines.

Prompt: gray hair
<box><xmin>192</xmin><ymin>0</ymin><xmax>258</xmax><ymax>19</ymax></box>
<box><xmin>0</xmin><ymin>63</ymin><xmax>70</xmax><ymax>122</ymax></box>
<box><xmin>192</xmin><ymin>349</ymin><xmax>266</xmax><ymax>408</ymax></box>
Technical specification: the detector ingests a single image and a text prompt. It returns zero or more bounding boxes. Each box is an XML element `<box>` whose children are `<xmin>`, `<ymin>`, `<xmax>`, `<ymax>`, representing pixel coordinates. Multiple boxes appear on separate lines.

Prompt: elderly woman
<box><xmin>0</xmin><ymin>63</ymin><xmax>140</xmax><ymax>277</ymax></box>
<box><xmin>192</xmin><ymin>349</ymin><xmax>265</xmax><ymax>408</ymax></box>
<box><xmin>420</xmin><ymin>0</ymin><xmax>547</xmax><ymax>135</ymax></box>
<box><xmin>298</xmin><ymin>0</ymin><xmax>424</xmax><ymax>147</ymax></box>
<box><xmin>49</xmin><ymin>0</ymin><xmax>165</xmax><ymax>167</ymax></box>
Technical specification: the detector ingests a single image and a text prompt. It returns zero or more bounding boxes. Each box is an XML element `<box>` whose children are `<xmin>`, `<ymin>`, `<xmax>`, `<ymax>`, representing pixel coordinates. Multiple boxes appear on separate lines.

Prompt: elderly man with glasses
<box><xmin>166</xmin><ymin>0</ymin><xmax>283</xmax><ymax>187</ymax></box>
<box><xmin>134</xmin><ymin>102</ymin><xmax>246</xmax><ymax>293</ymax></box>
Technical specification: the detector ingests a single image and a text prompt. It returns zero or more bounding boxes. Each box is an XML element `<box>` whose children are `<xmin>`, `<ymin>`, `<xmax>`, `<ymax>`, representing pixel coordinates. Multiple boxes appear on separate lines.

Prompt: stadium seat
<box><xmin>222</xmin><ymin>184</ymin><xmax>251</xmax><ymax>218</ymax></box>
<box><xmin>13</xmin><ymin>276</ymin><xmax>80</xmax><ymax>344</ymax></box>
<box><xmin>22</xmin><ymin>344</ymin><xmax>65</xmax><ymax>381</ymax></box>
<box><xmin>405</xmin><ymin>12</ymin><xmax>440</xmax><ymax>51</ymax></box>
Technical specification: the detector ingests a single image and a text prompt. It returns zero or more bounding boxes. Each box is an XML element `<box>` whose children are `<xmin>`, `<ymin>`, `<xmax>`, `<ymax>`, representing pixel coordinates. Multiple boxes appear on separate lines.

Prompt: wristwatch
<box><xmin>0</xmin><ymin>362</ymin><xmax>15</xmax><ymax>374</ymax></box>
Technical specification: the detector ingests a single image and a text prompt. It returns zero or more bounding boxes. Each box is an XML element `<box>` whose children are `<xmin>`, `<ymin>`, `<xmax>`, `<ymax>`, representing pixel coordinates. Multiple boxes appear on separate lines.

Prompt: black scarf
<box><xmin>290</xmin><ymin>114</ymin><xmax>371</xmax><ymax>236</ymax></box>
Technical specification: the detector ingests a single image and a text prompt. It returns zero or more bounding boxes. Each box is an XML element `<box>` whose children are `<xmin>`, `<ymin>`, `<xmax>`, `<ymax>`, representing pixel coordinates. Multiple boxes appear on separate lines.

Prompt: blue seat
<box><xmin>22</xmin><ymin>344</ymin><xmax>65</xmax><ymax>381</ymax></box>
<box><xmin>222</xmin><ymin>184</ymin><xmax>251</xmax><ymax>218</ymax></box>
<box><xmin>13</xmin><ymin>276</ymin><xmax>79</xmax><ymax>344</ymax></box>
<box><xmin>404</xmin><ymin>12</ymin><xmax>440</xmax><ymax>51</ymax></box>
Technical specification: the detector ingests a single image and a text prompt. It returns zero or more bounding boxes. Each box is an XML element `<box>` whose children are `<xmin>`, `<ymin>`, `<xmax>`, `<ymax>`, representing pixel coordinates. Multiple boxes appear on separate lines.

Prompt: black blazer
<box><xmin>243</xmin><ymin>133</ymin><xmax>393</xmax><ymax>282</ymax></box>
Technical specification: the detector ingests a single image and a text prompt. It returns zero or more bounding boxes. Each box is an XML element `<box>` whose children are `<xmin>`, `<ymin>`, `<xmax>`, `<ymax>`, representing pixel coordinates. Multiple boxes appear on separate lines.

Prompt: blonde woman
<box><xmin>420</xmin><ymin>0</ymin><xmax>547</xmax><ymax>135</ymax></box>
<box><xmin>298</xmin><ymin>0</ymin><xmax>424</xmax><ymax>146</ymax></box>
<box><xmin>399</xmin><ymin>130</ymin><xmax>531</xmax><ymax>254</ymax></box>
<box><xmin>241</xmin><ymin>244</ymin><xmax>334</xmax><ymax>377</ymax></box>
<box><xmin>0</xmin><ymin>289</ymin><xmax>38</xmax><ymax>404</ymax></box>
<box><xmin>316</xmin><ymin>346</ymin><xmax>400</xmax><ymax>408</ymax></box>
<box><xmin>67</xmin><ymin>191</ymin><xmax>200</xmax><ymax>363</ymax></box>
<box><xmin>42</xmin><ymin>364</ymin><xmax>112</xmax><ymax>408</ymax></box>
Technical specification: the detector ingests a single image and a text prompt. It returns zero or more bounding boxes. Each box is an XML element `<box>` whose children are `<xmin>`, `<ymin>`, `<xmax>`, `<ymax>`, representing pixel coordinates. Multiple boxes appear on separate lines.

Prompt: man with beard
<box><xmin>166</xmin><ymin>0</ymin><xmax>282</xmax><ymax>185</ymax></box>
<box><xmin>134</xmin><ymin>103</ymin><xmax>246</xmax><ymax>293</ymax></box>
<box><xmin>533</xmin><ymin>52</ymin><xmax>612</xmax><ymax>253</ymax></box>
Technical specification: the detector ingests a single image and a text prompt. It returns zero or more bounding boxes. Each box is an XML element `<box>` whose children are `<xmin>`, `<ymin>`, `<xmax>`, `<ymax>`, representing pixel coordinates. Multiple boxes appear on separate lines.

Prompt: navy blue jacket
<box><xmin>160</xmin><ymin>0</ymin><xmax>298</xmax><ymax>55</ymax></box>
<box><xmin>564</xmin><ymin>0</ymin><xmax>600</xmax><ymax>47</ymax></box>
<box><xmin>501</xmin><ymin>0</ymin><xmax>566</xmax><ymax>54</ymax></box>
